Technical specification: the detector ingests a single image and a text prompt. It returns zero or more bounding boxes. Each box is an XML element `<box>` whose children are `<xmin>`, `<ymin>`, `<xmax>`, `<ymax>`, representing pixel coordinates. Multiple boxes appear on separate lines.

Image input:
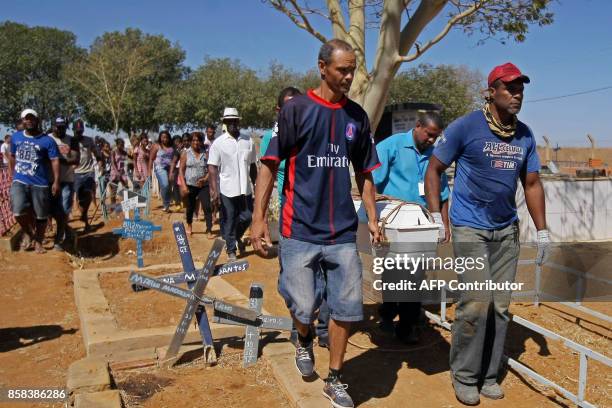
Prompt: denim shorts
<box><xmin>50</xmin><ymin>182</ymin><xmax>74</xmax><ymax>216</ymax></box>
<box><xmin>278</xmin><ymin>236</ymin><xmax>364</xmax><ymax>324</ymax></box>
<box><xmin>10</xmin><ymin>182</ymin><xmax>50</xmax><ymax>220</ymax></box>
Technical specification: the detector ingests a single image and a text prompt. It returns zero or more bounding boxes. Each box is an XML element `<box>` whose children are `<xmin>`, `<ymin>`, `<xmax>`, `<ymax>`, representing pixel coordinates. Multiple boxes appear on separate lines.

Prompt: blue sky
<box><xmin>3</xmin><ymin>0</ymin><xmax>611</xmax><ymax>146</ymax></box>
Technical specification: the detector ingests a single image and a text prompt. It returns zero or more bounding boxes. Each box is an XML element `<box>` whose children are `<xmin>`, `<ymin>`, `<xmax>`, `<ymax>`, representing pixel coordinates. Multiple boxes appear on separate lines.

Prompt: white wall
<box><xmin>516</xmin><ymin>178</ymin><xmax>612</xmax><ymax>242</ymax></box>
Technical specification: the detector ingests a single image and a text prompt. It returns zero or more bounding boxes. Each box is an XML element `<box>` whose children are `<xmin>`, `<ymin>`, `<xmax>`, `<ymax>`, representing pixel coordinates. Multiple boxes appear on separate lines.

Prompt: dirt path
<box><xmin>0</xmin><ymin>248</ymin><xmax>84</xmax><ymax>408</ymax></box>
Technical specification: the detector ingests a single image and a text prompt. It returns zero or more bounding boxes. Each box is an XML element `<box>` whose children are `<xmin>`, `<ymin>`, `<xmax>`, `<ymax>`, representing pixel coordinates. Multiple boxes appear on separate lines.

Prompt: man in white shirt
<box><xmin>1</xmin><ymin>134</ymin><xmax>10</xmax><ymax>167</ymax></box>
<box><xmin>208</xmin><ymin>108</ymin><xmax>257</xmax><ymax>260</ymax></box>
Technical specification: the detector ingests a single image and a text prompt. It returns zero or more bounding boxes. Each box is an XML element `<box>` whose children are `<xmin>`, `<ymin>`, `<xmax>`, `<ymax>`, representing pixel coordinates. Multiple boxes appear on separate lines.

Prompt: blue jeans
<box><xmin>154</xmin><ymin>166</ymin><xmax>171</xmax><ymax>209</ymax></box>
<box><xmin>278</xmin><ymin>236</ymin><xmax>363</xmax><ymax>324</ymax></box>
<box><xmin>74</xmin><ymin>172</ymin><xmax>95</xmax><ymax>207</ymax></box>
<box><xmin>220</xmin><ymin>194</ymin><xmax>253</xmax><ymax>254</ymax></box>
<box><xmin>51</xmin><ymin>182</ymin><xmax>74</xmax><ymax>216</ymax></box>
<box><xmin>289</xmin><ymin>272</ymin><xmax>330</xmax><ymax>341</ymax></box>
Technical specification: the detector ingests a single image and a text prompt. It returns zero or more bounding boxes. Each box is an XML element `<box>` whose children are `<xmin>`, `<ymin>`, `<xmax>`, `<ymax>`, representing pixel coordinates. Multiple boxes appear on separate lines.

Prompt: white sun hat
<box><xmin>221</xmin><ymin>107</ymin><xmax>241</xmax><ymax>121</ymax></box>
<box><xmin>20</xmin><ymin>109</ymin><xmax>39</xmax><ymax>119</ymax></box>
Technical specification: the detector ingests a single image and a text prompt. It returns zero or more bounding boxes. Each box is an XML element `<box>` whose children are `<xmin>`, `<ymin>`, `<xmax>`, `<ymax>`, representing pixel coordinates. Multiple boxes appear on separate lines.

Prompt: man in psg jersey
<box><xmin>252</xmin><ymin>39</ymin><xmax>381</xmax><ymax>408</ymax></box>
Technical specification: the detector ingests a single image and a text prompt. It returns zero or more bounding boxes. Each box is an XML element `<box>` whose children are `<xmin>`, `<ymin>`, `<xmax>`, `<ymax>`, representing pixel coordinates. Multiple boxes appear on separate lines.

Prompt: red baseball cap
<box><xmin>488</xmin><ymin>63</ymin><xmax>530</xmax><ymax>87</ymax></box>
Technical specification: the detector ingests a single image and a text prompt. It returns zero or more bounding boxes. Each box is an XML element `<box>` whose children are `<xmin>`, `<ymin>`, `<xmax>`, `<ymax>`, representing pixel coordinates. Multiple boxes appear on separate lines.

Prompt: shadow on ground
<box><xmin>76</xmin><ymin>231</ymin><xmax>120</xmax><ymax>259</ymax></box>
<box><xmin>0</xmin><ymin>325</ymin><xmax>78</xmax><ymax>352</ymax></box>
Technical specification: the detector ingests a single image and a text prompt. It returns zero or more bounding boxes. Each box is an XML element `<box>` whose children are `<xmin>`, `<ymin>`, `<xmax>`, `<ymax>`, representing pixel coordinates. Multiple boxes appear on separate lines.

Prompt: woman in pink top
<box><xmin>109</xmin><ymin>138</ymin><xmax>129</xmax><ymax>204</ymax></box>
<box><xmin>133</xmin><ymin>133</ymin><xmax>150</xmax><ymax>189</ymax></box>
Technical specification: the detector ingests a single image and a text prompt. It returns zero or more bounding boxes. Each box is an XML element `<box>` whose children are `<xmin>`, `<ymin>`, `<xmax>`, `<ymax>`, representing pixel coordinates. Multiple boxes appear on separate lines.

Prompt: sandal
<box><xmin>20</xmin><ymin>235</ymin><xmax>34</xmax><ymax>251</ymax></box>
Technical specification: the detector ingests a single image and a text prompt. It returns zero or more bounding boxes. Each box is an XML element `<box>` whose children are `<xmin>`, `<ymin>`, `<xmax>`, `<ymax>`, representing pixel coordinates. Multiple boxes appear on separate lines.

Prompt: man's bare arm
<box><xmin>521</xmin><ymin>171</ymin><xmax>546</xmax><ymax>230</ymax></box>
<box><xmin>8</xmin><ymin>154</ymin><xmax>15</xmax><ymax>179</ymax></box>
<box><xmin>251</xmin><ymin>160</ymin><xmax>278</xmax><ymax>256</ymax></box>
<box><xmin>425</xmin><ymin>156</ymin><xmax>449</xmax><ymax>213</ymax></box>
<box><xmin>208</xmin><ymin>164</ymin><xmax>218</xmax><ymax>198</ymax></box>
<box><xmin>355</xmin><ymin>171</ymin><xmax>381</xmax><ymax>243</ymax></box>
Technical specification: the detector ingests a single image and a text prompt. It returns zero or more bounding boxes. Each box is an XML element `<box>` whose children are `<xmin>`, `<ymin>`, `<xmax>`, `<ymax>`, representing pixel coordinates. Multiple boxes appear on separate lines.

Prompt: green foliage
<box><xmin>160</xmin><ymin>59</ymin><xmax>320</xmax><ymax>130</ymax></box>
<box><xmin>0</xmin><ymin>22</ymin><xmax>84</xmax><ymax>127</ymax></box>
<box><xmin>456</xmin><ymin>0</ymin><xmax>555</xmax><ymax>45</ymax></box>
<box><xmin>388</xmin><ymin>64</ymin><xmax>484</xmax><ymax>125</ymax></box>
<box><xmin>68</xmin><ymin>28</ymin><xmax>185</xmax><ymax>135</ymax></box>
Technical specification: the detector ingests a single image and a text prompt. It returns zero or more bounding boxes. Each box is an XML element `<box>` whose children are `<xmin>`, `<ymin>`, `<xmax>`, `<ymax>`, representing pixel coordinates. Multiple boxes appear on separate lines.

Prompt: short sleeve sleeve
<box><xmin>208</xmin><ymin>141</ymin><xmax>220</xmax><ymax>166</ymax></box>
<box><xmin>46</xmin><ymin>136</ymin><xmax>59</xmax><ymax>160</ymax></box>
<box><xmin>259</xmin><ymin>129</ymin><xmax>272</xmax><ymax>158</ymax></box>
<box><xmin>433</xmin><ymin>118</ymin><xmax>465</xmax><ymax>166</ymax></box>
<box><xmin>524</xmin><ymin>128</ymin><xmax>541</xmax><ymax>173</ymax></box>
<box><xmin>350</xmin><ymin>114</ymin><xmax>380</xmax><ymax>173</ymax></box>
<box><xmin>372</xmin><ymin>137</ymin><xmax>393</xmax><ymax>191</ymax></box>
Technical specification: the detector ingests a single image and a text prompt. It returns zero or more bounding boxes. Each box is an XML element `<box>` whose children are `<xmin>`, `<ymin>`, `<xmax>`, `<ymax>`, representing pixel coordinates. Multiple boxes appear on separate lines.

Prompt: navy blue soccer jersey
<box><xmin>261</xmin><ymin>89</ymin><xmax>380</xmax><ymax>244</ymax></box>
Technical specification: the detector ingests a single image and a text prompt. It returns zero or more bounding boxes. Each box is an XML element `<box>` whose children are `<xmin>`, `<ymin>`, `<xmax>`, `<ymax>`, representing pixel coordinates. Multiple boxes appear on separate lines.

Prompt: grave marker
<box><xmin>243</xmin><ymin>284</ymin><xmax>263</xmax><ymax>367</ymax></box>
<box><xmin>127</xmin><ymin>222</ymin><xmax>292</xmax><ymax>368</ymax></box>
<box><xmin>128</xmin><ymin>271</ymin><xmax>257</xmax><ymax>321</ymax></box>
<box><xmin>112</xmin><ymin>208</ymin><xmax>161</xmax><ymax>268</ymax></box>
<box><xmin>172</xmin><ymin>222</ymin><xmax>216</xmax><ymax>363</ymax></box>
<box><xmin>162</xmin><ymin>238</ymin><xmax>223</xmax><ymax>367</ymax></box>
<box><xmin>121</xmin><ymin>189</ymin><xmax>147</xmax><ymax>219</ymax></box>
<box><xmin>130</xmin><ymin>259</ymin><xmax>248</xmax><ymax>292</ymax></box>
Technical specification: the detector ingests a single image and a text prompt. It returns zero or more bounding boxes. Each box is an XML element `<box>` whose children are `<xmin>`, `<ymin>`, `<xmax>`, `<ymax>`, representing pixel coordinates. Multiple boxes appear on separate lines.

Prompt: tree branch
<box><xmin>398</xmin><ymin>0</ymin><xmax>447</xmax><ymax>56</ymax></box>
<box><xmin>348</xmin><ymin>0</ymin><xmax>365</xmax><ymax>48</ymax></box>
<box><xmin>269</xmin><ymin>0</ymin><xmax>328</xmax><ymax>43</ymax></box>
<box><xmin>398</xmin><ymin>0</ymin><xmax>484</xmax><ymax>62</ymax></box>
<box><xmin>326</xmin><ymin>0</ymin><xmax>348</xmax><ymax>39</ymax></box>
<box><xmin>371</xmin><ymin>0</ymin><xmax>403</xmax><ymax>78</ymax></box>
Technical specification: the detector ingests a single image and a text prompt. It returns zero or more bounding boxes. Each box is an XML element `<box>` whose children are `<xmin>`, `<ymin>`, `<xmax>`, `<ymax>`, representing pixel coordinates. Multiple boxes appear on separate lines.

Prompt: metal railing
<box><xmin>424</xmin><ymin>260</ymin><xmax>611</xmax><ymax>408</ymax></box>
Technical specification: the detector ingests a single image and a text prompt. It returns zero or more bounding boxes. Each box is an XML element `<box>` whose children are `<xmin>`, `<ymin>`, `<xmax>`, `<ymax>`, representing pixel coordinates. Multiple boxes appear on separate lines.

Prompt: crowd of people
<box><xmin>1</xmin><ymin>114</ymin><xmax>225</xmax><ymax>252</ymax></box>
<box><xmin>2</xmin><ymin>38</ymin><xmax>553</xmax><ymax>407</ymax></box>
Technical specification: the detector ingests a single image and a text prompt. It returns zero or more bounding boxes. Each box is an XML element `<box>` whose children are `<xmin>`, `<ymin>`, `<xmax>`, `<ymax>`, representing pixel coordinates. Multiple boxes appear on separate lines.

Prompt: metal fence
<box><xmin>424</xmin><ymin>259</ymin><xmax>611</xmax><ymax>408</ymax></box>
<box><xmin>0</xmin><ymin>167</ymin><xmax>15</xmax><ymax>235</ymax></box>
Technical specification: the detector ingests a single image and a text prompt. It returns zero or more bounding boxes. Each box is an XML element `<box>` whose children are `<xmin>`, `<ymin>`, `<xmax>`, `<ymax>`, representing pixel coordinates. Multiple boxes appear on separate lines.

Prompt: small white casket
<box><xmin>353</xmin><ymin>199</ymin><xmax>440</xmax><ymax>303</ymax></box>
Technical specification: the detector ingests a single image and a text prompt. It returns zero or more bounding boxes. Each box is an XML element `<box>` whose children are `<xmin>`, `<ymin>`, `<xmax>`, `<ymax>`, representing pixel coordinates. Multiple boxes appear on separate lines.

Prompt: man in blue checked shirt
<box><xmin>373</xmin><ymin>111</ymin><xmax>450</xmax><ymax>344</ymax></box>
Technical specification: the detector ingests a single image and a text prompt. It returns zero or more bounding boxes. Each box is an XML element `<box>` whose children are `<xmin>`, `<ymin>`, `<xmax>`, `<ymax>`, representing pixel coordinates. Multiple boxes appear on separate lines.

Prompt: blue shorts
<box><xmin>278</xmin><ymin>236</ymin><xmax>363</xmax><ymax>324</ymax></box>
<box><xmin>10</xmin><ymin>182</ymin><xmax>50</xmax><ymax>220</ymax></box>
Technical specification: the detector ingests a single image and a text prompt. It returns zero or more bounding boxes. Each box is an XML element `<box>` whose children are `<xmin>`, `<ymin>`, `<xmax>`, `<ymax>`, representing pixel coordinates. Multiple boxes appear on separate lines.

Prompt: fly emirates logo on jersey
<box><xmin>307</xmin><ymin>143</ymin><xmax>350</xmax><ymax>168</ymax></box>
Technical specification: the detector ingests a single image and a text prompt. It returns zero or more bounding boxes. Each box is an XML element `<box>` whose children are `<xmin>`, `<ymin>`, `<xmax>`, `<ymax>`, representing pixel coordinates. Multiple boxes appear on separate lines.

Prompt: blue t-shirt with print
<box><xmin>433</xmin><ymin>110</ymin><xmax>540</xmax><ymax>230</ymax></box>
<box><xmin>10</xmin><ymin>130</ymin><xmax>59</xmax><ymax>187</ymax></box>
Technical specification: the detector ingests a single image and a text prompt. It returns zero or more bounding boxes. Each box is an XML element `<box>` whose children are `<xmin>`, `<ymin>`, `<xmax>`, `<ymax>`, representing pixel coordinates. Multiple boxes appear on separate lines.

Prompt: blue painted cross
<box><xmin>112</xmin><ymin>207</ymin><xmax>161</xmax><ymax>268</ymax></box>
<box><xmin>171</xmin><ymin>222</ymin><xmax>217</xmax><ymax>364</ymax></box>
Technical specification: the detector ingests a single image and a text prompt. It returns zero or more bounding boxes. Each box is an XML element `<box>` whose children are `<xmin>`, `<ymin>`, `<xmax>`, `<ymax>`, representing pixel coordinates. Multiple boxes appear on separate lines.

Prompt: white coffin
<box><xmin>353</xmin><ymin>199</ymin><xmax>440</xmax><ymax>254</ymax></box>
<box><xmin>354</xmin><ymin>199</ymin><xmax>441</xmax><ymax>303</ymax></box>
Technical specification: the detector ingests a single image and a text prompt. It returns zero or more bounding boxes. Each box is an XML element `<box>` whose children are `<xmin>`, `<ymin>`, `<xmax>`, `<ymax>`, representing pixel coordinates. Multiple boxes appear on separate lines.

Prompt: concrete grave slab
<box><xmin>74</xmin><ymin>390</ymin><xmax>122</xmax><ymax>408</ymax></box>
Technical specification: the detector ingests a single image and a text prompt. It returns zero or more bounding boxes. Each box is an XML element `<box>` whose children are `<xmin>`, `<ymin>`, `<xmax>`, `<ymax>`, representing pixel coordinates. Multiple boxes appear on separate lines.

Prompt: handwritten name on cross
<box><xmin>112</xmin><ymin>207</ymin><xmax>161</xmax><ymax>268</ymax></box>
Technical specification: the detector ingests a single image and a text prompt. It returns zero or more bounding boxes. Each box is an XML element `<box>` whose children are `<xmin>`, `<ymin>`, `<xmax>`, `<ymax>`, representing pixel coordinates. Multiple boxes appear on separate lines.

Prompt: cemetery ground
<box><xmin>0</xmin><ymin>198</ymin><xmax>610</xmax><ymax>407</ymax></box>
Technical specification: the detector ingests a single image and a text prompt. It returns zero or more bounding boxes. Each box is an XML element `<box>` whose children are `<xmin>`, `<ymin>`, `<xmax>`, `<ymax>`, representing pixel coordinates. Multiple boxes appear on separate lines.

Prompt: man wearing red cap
<box><xmin>425</xmin><ymin>63</ymin><xmax>549</xmax><ymax>405</ymax></box>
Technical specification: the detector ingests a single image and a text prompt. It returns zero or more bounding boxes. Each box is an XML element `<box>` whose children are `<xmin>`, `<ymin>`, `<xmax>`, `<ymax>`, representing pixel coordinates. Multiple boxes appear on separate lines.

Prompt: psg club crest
<box><xmin>345</xmin><ymin>122</ymin><xmax>356</xmax><ymax>141</ymax></box>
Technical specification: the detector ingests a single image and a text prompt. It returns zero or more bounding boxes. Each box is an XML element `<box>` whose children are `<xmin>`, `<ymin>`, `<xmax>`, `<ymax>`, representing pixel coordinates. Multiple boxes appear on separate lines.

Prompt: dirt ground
<box><xmin>0</xmin><ymin>245</ymin><xmax>84</xmax><ymax>408</ymax></box>
<box><xmin>1</xmin><ymin>198</ymin><xmax>611</xmax><ymax>407</ymax></box>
